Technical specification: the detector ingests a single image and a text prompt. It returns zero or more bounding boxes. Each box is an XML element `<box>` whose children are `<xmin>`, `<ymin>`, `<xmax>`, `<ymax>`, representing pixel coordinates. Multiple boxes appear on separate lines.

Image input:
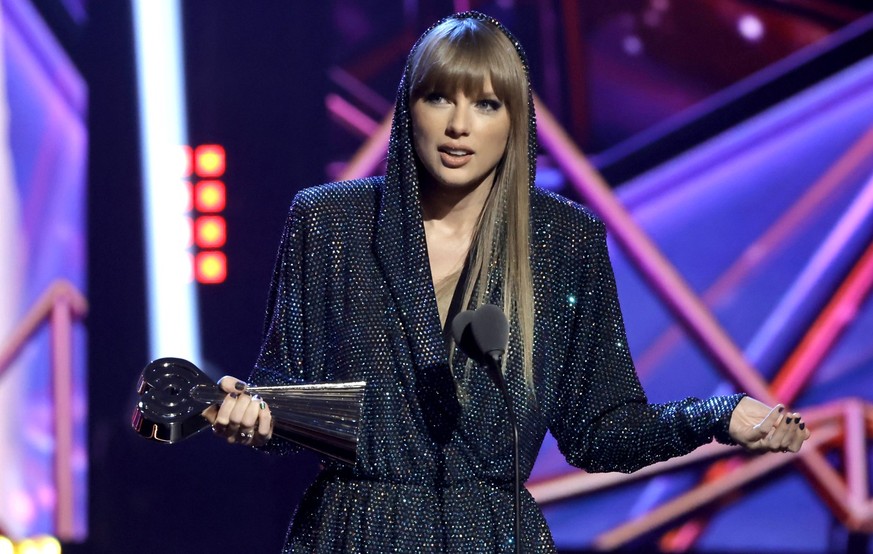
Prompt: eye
<box><xmin>423</xmin><ymin>92</ymin><xmax>448</xmax><ymax>104</ymax></box>
<box><xmin>477</xmin><ymin>99</ymin><xmax>503</xmax><ymax>112</ymax></box>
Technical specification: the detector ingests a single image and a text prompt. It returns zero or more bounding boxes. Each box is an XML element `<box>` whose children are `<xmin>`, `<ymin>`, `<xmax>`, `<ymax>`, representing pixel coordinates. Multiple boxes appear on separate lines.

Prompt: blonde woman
<box><xmin>208</xmin><ymin>12</ymin><xmax>810</xmax><ymax>552</ymax></box>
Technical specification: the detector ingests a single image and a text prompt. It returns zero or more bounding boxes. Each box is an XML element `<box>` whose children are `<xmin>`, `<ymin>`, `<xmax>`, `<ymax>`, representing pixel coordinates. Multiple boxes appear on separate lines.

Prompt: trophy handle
<box><xmin>131</xmin><ymin>357</ymin><xmax>366</xmax><ymax>465</ymax></box>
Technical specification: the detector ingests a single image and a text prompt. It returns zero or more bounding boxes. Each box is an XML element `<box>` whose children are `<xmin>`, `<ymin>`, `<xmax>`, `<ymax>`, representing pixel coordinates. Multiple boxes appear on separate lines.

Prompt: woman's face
<box><xmin>411</xmin><ymin>75</ymin><xmax>511</xmax><ymax>194</ymax></box>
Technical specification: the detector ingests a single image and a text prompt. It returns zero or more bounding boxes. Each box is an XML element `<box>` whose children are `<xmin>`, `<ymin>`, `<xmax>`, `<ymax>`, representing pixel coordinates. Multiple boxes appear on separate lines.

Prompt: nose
<box><xmin>446</xmin><ymin>105</ymin><xmax>470</xmax><ymax>137</ymax></box>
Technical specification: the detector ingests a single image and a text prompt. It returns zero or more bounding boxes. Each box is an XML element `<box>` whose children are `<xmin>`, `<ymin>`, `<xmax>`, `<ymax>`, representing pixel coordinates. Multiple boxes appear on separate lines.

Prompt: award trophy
<box><xmin>131</xmin><ymin>357</ymin><xmax>365</xmax><ymax>465</ymax></box>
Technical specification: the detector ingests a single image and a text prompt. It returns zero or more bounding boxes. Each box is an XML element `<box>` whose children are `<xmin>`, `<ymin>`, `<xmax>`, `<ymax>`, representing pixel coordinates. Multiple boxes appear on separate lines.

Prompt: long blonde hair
<box><xmin>408</xmin><ymin>16</ymin><xmax>535</xmax><ymax>393</ymax></box>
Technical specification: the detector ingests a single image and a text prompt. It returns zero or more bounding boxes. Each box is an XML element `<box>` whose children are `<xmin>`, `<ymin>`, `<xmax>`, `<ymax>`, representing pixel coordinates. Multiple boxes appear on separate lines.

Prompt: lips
<box><xmin>438</xmin><ymin>145</ymin><xmax>473</xmax><ymax>168</ymax></box>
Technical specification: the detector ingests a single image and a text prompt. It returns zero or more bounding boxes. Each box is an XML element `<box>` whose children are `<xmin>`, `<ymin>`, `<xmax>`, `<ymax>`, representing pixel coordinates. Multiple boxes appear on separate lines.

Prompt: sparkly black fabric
<box><xmin>250</xmin><ymin>11</ymin><xmax>744</xmax><ymax>553</ymax></box>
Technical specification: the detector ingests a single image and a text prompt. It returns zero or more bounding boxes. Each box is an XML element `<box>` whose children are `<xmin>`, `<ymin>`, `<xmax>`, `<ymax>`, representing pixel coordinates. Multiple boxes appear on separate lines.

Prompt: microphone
<box><xmin>450</xmin><ymin>304</ymin><xmax>520</xmax><ymax>554</ymax></box>
<box><xmin>451</xmin><ymin>309</ymin><xmax>482</xmax><ymax>364</ymax></box>
<box><xmin>470</xmin><ymin>303</ymin><xmax>510</xmax><ymax>387</ymax></box>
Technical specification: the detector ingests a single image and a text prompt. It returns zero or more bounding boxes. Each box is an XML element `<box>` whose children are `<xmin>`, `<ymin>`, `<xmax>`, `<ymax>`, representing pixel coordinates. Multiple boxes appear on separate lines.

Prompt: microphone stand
<box><xmin>483</xmin><ymin>352</ymin><xmax>521</xmax><ymax>554</ymax></box>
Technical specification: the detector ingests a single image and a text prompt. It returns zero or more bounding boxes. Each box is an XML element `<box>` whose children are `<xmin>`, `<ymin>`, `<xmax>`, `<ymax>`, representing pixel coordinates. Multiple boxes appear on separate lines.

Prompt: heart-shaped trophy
<box><xmin>131</xmin><ymin>357</ymin><xmax>366</xmax><ymax>465</ymax></box>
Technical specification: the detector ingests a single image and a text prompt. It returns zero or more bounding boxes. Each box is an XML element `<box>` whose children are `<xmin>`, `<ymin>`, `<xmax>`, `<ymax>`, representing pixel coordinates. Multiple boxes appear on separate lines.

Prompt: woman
<box><xmin>207</xmin><ymin>11</ymin><xmax>810</xmax><ymax>552</ymax></box>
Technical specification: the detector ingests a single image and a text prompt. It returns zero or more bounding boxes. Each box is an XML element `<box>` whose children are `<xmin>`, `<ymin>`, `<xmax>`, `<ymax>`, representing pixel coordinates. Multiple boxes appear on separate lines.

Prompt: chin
<box><xmin>434</xmin><ymin>171</ymin><xmax>489</xmax><ymax>191</ymax></box>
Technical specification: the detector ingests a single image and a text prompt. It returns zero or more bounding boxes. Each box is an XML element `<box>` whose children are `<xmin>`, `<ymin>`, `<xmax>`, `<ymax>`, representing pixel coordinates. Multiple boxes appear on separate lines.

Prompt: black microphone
<box><xmin>451</xmin><ymin>309</ymin><xmax>483</xmax><ymax>364</ymax></box>
<box><xmin>469</xmin><ymin>303</ymin><xmax>510</xmax><ymax>387</ymax></box>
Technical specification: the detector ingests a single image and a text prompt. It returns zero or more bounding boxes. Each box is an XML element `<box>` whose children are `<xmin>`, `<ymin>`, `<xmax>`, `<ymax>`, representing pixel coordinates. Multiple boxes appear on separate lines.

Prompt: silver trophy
<box><xmin>131</xmin><ymin>357</ymin><xmax>365</xmax><ymax>465</ymax></box>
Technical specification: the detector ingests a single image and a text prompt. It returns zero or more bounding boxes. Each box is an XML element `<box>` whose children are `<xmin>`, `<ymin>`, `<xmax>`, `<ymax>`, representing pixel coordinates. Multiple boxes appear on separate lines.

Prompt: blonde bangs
<box><xmin>409</xmin><ymin>19</ymin><xmax>525</xmax><ymax>115</ymax></box>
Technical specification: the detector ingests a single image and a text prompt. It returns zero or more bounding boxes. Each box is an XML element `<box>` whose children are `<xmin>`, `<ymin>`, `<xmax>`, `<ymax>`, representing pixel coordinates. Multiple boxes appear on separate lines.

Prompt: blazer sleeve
<box><xmin>549</xmin><ymin>217</ymin><xmax>744</xmax><ymax>474</ymax></box>
<box><xmin>247</xmin><ymin>191</ymin><xmax>327</xmax><ymax>455</ymax></box>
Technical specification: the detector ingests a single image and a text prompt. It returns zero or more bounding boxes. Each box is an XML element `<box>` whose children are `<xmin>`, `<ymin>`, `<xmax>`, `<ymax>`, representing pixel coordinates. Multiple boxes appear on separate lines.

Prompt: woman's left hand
<box><xmin>729</xmin><ymin>396</ymin><xmax>810</xmax><ymax>453</ymax></box>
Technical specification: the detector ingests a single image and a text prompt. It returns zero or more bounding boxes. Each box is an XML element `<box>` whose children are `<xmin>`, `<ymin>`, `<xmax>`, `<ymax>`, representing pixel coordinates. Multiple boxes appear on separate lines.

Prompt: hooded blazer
<box><xmin>250</xmin><ymin>11</ymin><xmax>743</xmax><ymax>553</ymax></box>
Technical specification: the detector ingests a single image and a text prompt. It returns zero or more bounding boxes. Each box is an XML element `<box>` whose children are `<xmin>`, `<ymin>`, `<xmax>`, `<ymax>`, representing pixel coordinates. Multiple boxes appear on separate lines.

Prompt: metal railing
<box><xmin>0</xmin><ymin>279</ymin><xmax>88</xmax><ymax>540</ymax></box>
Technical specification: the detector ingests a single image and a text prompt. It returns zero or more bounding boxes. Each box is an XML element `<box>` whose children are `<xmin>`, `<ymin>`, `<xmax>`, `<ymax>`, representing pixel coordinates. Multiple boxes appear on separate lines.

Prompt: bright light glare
<box><xmin>738</xmin><ymin>14</ymin><xmax>765</xmax><ymax>42</ymax></box>
<box><xmin>622</xmin><ymin>35</ymin><xmax>643</xmax><ymax>56</ymax></box>
<box><xmin>195</xmin><ymin>180</ymin><xmax>226</xmax><ymax>212</ymax></box>
<box><xmin>132</xmin><ymin>1</ymin><xmax>201</xmax><ymax>363</ymax></box>
<box><xmin>19</xmin><ymin>536</ymin><xmax>62</xmax><ymax>554</ymax></box>
<box><xmin>196</xmin><ymin>251</ymin><xmax>227</xmax><ymax>284</ymax></box>
<box><xmin>195</xmin><ymin>216</ymin><xmax>227</xmax><ymax>248</ymax></box>
<box><xmin>195</xmin><ymin>144</ymin><xmax>226</xmax><ymax>177</ymax></box>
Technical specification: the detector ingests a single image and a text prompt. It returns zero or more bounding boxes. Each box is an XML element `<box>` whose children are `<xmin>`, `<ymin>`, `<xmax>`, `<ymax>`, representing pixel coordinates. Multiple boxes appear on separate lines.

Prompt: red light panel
<box><xmin>195</xmin><ymin>180</ymin><xmax>226</xmax><ymax>212</ymax></box>
<box><xmin>194</xmin><ymin>144</ymin><xmax>226</xmax><ymax>177</ymax></box>
<box><xmin>195</xmin><ymin>251</ymin><xmax>227</xmax><ymax>284</ymax></box>
<box><xmin>194</xmin><ymin>216</ymin><xmax>226</xmax><ymax>248</ymax></box>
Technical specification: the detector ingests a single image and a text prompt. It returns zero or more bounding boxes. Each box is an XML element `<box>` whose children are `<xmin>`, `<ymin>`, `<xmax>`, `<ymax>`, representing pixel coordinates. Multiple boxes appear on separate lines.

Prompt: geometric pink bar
<box><xmin>0</xmin><ymin>279</ymin><xmax>88</xmax><ymax>540</ymax></box>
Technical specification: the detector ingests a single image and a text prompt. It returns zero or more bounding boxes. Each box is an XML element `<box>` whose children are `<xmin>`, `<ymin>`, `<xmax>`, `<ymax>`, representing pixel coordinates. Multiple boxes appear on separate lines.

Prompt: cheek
<box><xmin>411</xmin><ymin>121</ymin><xmax>426</xmax><ymax>158</ymax></box>
<box><xmin>492</xmin><ymin>125</ymin><xmax>511</xmax><ymax>159</ymax></box>
<box><xmin>490</xmin><ymin>116</ymin><xmax>511</xmax><ymax>150</ymax></box>
<box><xmin>411</xmin><ymin>116</ymin><xmax>433</xmax><ymax>156</ymax></box>
<box><xmin>413</xmin><ymin>136</ymin><xmax>434</xmax><ymax>172</ymax></box>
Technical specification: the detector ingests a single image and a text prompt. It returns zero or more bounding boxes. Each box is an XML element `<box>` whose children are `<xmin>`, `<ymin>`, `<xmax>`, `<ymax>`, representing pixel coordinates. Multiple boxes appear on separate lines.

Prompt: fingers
<box><xmin>783</xmin><ymin>414</ymin><xmax>808</xmax><ymax>453</ymax></box>
<box><xmin>229</xmin><ymin>393</ymin><xmax>254</xmax><ymax>432</ymax></box>
<box><xmin>240</xmin><ymin>395</ymin><xmax>262</xmax><ymax>430</ymax></box>
<box><xmin>208</xmin><ymin>376</ymin><xmax>273</xmax><ymax>447</ymax></box>
<box><xmin>210</xmin><ymin>388</ymin><xmax>271</xmax><ymax>447</ymax></box>
<box><xmin>218</xmin><ymin>376</ymin><xmax>247</xmax><ymax>395</ymax></box>
<box><xmin>734</xmin><ymin>399</ymin><xmax>811</xmax><ymax>453</ymax></box>
<box><xmin>766</xmin><ymin>412</ymin><xmax>794</xmax><ymax>448</ymax></box>
<box><xmin>753</xmin><ymin>404</ymin><xmax>784</xmax><ymax>438</ymax></box>
<box><xmin>766</xmin><ymin>412</ymin><xmax>808</xmax><ymax>453</ymax></box>
<box><xmin>213</xmin><ymin>391</ymin><xmax>240</xmax><ymax>437</ymax></box>
<box><xmin>253</xmin><ymin>400</ymin><xmax>273</xmax><ymax>447</ymax></box>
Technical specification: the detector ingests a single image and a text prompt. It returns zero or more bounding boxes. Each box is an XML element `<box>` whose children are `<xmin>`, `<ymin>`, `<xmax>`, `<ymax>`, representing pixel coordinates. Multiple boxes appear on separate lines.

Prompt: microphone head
<box><xmin>470</xmin><ymin>304</ymin><xmax>509</xmax><ymax>359</ymax></box>
<box><xmin>451</xmin><ymin>310</ymin><xmax>484</xmax><ymax>364</ymax></box>
<box><xmin>451</xmin><ymin>309</ymin><xmax>475</xmax><ymax>346</ymax></box>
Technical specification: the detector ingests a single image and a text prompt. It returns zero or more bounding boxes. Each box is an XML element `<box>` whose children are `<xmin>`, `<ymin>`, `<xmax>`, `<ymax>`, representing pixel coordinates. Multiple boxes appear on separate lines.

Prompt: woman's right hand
<box><xmin>202</xmin><ymin>376</ymin><xmax>273</xmax><ymax>447</ymax></box>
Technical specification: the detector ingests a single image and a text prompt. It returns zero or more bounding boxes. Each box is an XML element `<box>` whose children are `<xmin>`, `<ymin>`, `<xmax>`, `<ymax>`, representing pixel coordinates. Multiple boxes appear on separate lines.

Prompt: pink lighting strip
<box><xmin>325</xmin><ymin>93</ymin><xmax>379</xmax><ymax>138</ymax></box>
<box><xmin>336</xmin><ymin>112</ymin><xmax>392</xmax><ymax>181</ymax></box>
<box><xmin>745</xmin><ymin>168</ymin><xmax>873</xmax><ymax>368</ymax></box>
<box><xmin>773</xmin><ymin>233</ymin><xmax>873</xmax><ymax>402</ymax></box>
<box><xmin>0</xmin><ymin>279</ymin><xmax>88</xmax><ymax>540</ymax></box>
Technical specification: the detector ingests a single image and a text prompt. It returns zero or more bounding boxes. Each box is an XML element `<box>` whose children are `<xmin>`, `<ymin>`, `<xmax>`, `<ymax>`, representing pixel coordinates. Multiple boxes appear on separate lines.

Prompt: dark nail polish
<box><xmin>778</xmin><ymin>407</ymin><xmax>785</xmax><ymax>413</ymax></box>
<box><xmin>800</xmin><ymin>422</ymin><xmax>806</xmax><ymax>430</ymax></box>
<box><xmin>230</xmin><ymin>392</ymin><xmax>239</xmax><ymax>399</ymax></box>
<box><xmin>785</xmin><ymin>417</ymin><xmax>793</xmax><ymax>424</ymax></box>
<box><xmin>235</xmin><ymin>381</ymin><xmax>246</xmax><ymax>391</ymax></box>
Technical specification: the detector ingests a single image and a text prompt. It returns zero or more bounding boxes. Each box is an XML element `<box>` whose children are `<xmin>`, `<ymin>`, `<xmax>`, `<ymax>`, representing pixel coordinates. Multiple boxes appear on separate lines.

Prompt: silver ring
<box><xmin>239</xmin><ymin>430</ymin><xmax>254</xmax><ymax>440</ymax></box>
